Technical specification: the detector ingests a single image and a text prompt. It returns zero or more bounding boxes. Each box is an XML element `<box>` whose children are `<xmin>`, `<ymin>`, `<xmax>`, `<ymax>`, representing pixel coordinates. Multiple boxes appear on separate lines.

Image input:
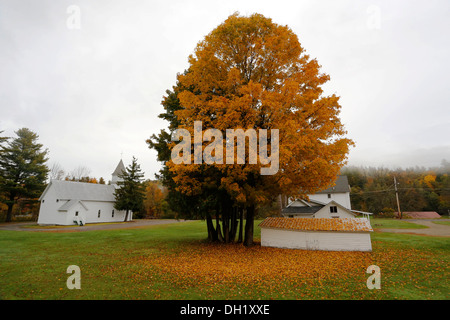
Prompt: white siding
<box><xmin>63</xmin><ymin>201</ymin><xmax>86</xmax><ymax>225</ymax></box>
<box><xmin>314</xmin><ymin>203</ymin><xmax>355</xmax><ymax>219</ymax></box>
<box><xmin>77</xmin><ymin>201</ymin><xmax>131</xmax><ymax>224</ymax></box>
<box><xmin>37</xmin><ymin>186</ymin><xmax>68</xmax><ymax>225</ymax></box>
<box><xmin>289</xmin><ymin>200</ymin><xmax>307</xmax><ymax>207</ymax></box>
<box><xmin>309</xmin><ymin>192</ymin><xmax>352</xmax><ymax>209</ymax></box>
<box><xmin>261</xmin><ymin>228</ymin><xmax>372</xmax><ymax>252</ymax></box>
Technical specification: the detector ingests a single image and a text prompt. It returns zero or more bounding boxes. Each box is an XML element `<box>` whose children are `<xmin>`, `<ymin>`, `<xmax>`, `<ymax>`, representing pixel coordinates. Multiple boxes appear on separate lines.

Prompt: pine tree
<box><xmin>0</xmin><ymin>128</ymin><xmax>49</xmax><ymax>222</ymax></box>
<box><xmin>113</xmin><ymin>157</ymin><xmax>145</xmax><ymax>222</ymax></box>
<box><xmin>0</xmin><ymin>131</ymin><xmax>7</xmax><ymax>145</ymax></box>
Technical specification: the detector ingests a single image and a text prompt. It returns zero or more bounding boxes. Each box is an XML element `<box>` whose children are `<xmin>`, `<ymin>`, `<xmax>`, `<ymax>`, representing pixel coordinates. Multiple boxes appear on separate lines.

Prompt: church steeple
<box><xmin>111</xmin><ymin>159</ymin><xmax>126</xmax><ymax>184</ymax></box>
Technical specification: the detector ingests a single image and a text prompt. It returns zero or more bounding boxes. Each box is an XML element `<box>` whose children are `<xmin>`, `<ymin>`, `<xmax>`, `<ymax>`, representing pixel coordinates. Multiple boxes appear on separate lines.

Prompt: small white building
<box><xmin>37</xmin><ymin>160</ymin><xmax>131</xmax><ymax>226</ymax></box>
<box><xmin>260</xmin><ymin>217</ymin><xmax>373</xmax><ymax>252</ymax></box>
<box><xmin>282</xmin><ymin>199</ymin><xmax>356</xmax><ymax>219</ymax></box>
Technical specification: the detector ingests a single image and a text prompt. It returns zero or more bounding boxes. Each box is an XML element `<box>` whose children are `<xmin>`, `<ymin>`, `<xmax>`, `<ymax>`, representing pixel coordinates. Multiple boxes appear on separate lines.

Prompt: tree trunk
<box><xmin>215</xmin><ymin>213</ymin><xmax>224</xmax><ymax>242</ymax></box>
<box><xmin>230</xmin><ymin>207</ymin><xmax>237</xmax><ymax>242</ymax></box>
<box><xmin>237</xmin><ymin>207</ymin><xmax>243</xmax><ymax>243</ymax></box>
<box><xmin>5</xmin><ymin>203</ymin><xmax>14</xmax><ymax>223</ymax></box>
<box><xmin>124</xmin><ymin>209</ymin><xmax>129</xmax><ymax>222</ymax></box>
<box><xmin>223</xmin><ymin>208</ymin><xmax>230</xmax><ymax>243</ymax></box>
<box><xmin>244</xmin><ymin>205</ymin><xmax>255</xmax><ymax>247</ymax></box>
<box><xmin>5</xmin><ymin>194</ymin><xmax>15</xmax><ymax>222</ymax></box>
<box><xmin>206</xmin><ymin>214</ymin><xmax>217</xmax><ymax>242</ymax></box>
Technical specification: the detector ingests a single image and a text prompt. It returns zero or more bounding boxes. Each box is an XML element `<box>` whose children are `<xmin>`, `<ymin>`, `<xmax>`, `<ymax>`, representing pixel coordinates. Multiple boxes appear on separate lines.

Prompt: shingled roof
<box><xmin>259</xmin><ymin>217</ymin><xmax>373</xmax><ymax>232</ymax></box>
<box><xmin>397</xmin><ymin>211</ymin><xmax>441</xmax><ymax>219</ymax></box>
<box><xmin>40</xmin><ymin>180</ymin><xmax>117</xmax><ymax>202</ymax></box>
<box><xmin>282</xmin><ymin>206</ymin><xmax>323</xmax><ymax>215</ymax></box>
<box><xmin>315</xmin><ymin>175</ymin><xmax>350</xmax><ymax>194</ymax></box>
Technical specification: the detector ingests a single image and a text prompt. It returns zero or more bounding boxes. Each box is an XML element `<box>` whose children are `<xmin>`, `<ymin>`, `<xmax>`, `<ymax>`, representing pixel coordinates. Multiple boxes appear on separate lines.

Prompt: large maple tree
<box><xmin>148</xmin><ymin>13</ymin><xmax>354</xmax><ymax>246</ymax></box>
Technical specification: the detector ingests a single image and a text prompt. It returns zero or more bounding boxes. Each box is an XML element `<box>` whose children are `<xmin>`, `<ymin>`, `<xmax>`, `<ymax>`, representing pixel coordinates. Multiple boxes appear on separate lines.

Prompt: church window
<box><xmin>75</xmin><ymin>211</ymin><xmax>78</xmax><ymax>216</ymax></box>
<box><xmin>112</xmin><ymin>210</ymin><xmax>114</xmax><ymax>217</ymax></box>
<box><xmin>98</xmin><ymin>210</ymin><xmax>101</xmax><ymax>218</ymax></box>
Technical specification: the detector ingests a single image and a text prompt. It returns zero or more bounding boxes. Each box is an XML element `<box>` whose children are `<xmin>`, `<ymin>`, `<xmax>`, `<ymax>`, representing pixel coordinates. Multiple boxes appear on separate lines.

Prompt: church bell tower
<box><xmin>111</xmin><ymin>159</ymin><xmax>126</xmax><ymax>185</ymax></box>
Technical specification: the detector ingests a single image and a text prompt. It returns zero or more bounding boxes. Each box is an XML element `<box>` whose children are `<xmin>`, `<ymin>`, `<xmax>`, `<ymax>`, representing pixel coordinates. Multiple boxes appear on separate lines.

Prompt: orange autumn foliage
<box><xmin>167</xmin><ymin>13</ymin><xmax>354</xmax><ymax>206</ymax></box>
<box><xmin>423</xmin><ymin>174</ymin><xmax>436</xmax><ymax>189</ymax></box>
<box><xmin>144</xmin><ymin>181</ymin><xmax>166</xmax><ymax>218</ymax></box>
<box><xmin>125</xmin><ymin>240</ymin><xmax>446</xmax><ymax>299</ymax></box>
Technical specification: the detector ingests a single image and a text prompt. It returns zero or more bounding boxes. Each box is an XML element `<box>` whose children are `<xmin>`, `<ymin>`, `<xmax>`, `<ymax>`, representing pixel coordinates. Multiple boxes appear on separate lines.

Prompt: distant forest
<box><xmin>341</xmin><ymin>159</ymin><xmax>450</xmax><ymax>216</ymax></box>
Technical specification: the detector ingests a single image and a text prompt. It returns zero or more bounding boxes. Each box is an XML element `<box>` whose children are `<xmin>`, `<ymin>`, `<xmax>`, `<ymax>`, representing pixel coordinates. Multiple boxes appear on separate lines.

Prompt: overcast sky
<box><xmin>1</xmin><ymin>0</ymin><xmax>449</xmax><ymax>181</ymax></box>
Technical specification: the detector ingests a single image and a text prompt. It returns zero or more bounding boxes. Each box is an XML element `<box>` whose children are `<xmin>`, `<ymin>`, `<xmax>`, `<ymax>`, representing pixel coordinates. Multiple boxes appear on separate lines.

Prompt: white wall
<box><xmin>261</xmin><ymin>228</ymin><xmax>372</xmax><ymax>252</ymax></box>
<box><xmin>72</xmin><ymin>201</ymin><xmax>131</xmax><ymax>224</ymax></box>
<box><xmin>309</xmin><ymin>192</ymin><xmax>351</xmax><ymax>209</ymax></box>
<box><xmin>37</xmin><ymin>186</ymin><xmax>67</xmax><ymax>225</ymax></box>
<box><xmin>314</xmin><ymin>203</ymin><xmax>355</xmax><ymax>219</ymax></box>
<box><xmin>64</xmin><ymin>202</ymin><xmax>87</xmax><ymax>225</ymax></box>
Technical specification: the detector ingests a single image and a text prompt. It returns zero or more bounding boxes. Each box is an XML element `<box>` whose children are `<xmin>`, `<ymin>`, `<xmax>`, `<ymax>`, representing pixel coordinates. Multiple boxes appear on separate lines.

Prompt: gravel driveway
<box><xmin>376</xmin><ymin>219</ymin><xmax>450</xmax><ymax>237</ymax></box>
<box><xmin>0</xmin><ymin>219</ymin><xmax>189</xmax><ymax>232</ymax></box>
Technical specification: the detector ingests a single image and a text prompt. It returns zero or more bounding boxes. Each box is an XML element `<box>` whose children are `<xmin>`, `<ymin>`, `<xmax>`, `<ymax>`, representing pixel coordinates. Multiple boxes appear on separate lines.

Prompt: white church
<box><xmin>37</xmin><ymin>160</ymin><xmax>132</xmax><ymax>226</ymax></box>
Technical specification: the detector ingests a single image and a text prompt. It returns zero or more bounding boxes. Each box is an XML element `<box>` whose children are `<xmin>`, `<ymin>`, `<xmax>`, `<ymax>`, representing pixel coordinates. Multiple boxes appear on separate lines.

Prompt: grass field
<box><xmin>0</xmin><ymin>219</ymin><xmax>448</xmax><ymax>300</ymax></box>
<box><xmin>369</xmin><ymin>218</ymin><xmax>429</xmax><ymax>229</ymax></box>
<box><xmin>433</xmin><ymin>220</ymin><xmax>450</xmax><ymax>226</ymax></box>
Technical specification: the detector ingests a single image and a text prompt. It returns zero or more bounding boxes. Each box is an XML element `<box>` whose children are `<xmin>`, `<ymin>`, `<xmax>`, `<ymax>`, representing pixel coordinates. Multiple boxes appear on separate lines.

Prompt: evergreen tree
<box><xmin>0</xmin><ymin>131</ymin><xmax>7</xmax><ymax>145</ymax></box>
<box><xmin>113</xmin><ymin>157</ymin><xmax>145</xmax><ymax>222</ymax></box>
<box><xmin>146</xmin><ymin>79</ymin><xmax>205</xmax><ymax>221</ymax></box>
<box><xmin>0</xmin><ymin>128</ymin><xmax>49</xmax><ymax>222</ymax></box>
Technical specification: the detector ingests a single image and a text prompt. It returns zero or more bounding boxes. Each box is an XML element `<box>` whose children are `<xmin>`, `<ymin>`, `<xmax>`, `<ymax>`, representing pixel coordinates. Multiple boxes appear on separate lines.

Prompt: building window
<box><xmin>98</xmin><ymin>210</ymin><xmax>101</xmax><ymax>218</ymax></box>
<box><xmin>112</xmin><ymin>210</ymin><xmax>114</xmax><ymax>218</ymax></box>
<box><xmin>327</xmin><ymin>194</ymin><xmax>331</xmax><ymax>199</ymax></box>
<box><xmin>330</xmin><ymin>206</ymin><xmax>337</xmax><ymax>213</ymax></box>
<box><xmin>42</xmin><ymin>200</ymin><xmax>45</xmax><ymax>203</ymax></box>
<box><xmin>56</xmin><ymin>199</ymin><xmax>59</xmax><ymax>202</ymax></box>
<box><xmin>75</xmin><ymin>211</ymin><xmax>78</xmax><ymax>216</ymax></box>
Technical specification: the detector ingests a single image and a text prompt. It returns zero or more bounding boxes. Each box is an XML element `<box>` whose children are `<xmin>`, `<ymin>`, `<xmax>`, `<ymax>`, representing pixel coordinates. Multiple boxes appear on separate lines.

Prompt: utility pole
<box><xmin>394</xmin><ymin>176</ymin><xmax>402</xmax><ymax>219</ymax></box>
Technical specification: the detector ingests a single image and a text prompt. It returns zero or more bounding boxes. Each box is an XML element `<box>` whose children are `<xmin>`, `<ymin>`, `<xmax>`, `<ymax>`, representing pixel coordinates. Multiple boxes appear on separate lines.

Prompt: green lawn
<box><xmin>0</xmin><ymin>219</ymin><xmax>448</xmax><ymax>300</ymax></box>
<box><xmin>433</xmin><ymin>220</ymin><xmax>450</xmax><ymax>226</ymax></box>
<box><xmin>369</xmin><ymin>218</ymin><xmax>429</xmax><ymax>229</ymax></box>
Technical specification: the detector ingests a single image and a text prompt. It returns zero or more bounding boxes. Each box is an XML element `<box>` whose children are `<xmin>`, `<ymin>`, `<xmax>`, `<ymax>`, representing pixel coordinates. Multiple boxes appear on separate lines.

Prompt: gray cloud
<box><xmin>1</xmin><ymin>0</ymin><xmax>449</xmax><ymax>180</ymax></box>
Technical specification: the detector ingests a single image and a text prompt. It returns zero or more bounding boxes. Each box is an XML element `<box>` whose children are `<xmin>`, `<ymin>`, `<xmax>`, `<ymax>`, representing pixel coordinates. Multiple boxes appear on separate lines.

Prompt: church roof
<box><xmin>40</xmin><ymin>180</ymin><xmax>117</xmax><ymax>202</ymax></box>
<box><xmin>112</xmin><ymin>159</ymin><xmax>126</xmax><ymax>177</ymax></box>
